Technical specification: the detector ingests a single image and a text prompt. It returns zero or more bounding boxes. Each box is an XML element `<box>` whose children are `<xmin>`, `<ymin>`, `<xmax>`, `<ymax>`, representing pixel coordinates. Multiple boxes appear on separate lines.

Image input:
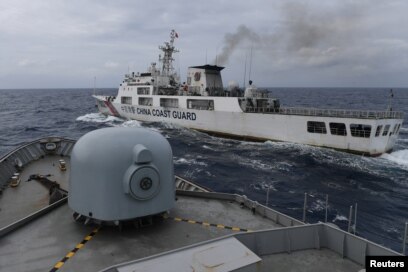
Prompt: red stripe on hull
<box><xmin>104</xmin><ymin>101</ymin><xmax>120</xmax><ymax>117</ymax></box>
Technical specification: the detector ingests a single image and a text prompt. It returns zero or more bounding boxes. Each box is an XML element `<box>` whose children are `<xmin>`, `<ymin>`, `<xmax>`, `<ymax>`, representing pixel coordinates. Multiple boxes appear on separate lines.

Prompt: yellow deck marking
<box><xmin>65</xmin><ymin>252</ymin><xmax>75</xmax><ymax>258</ymax></box>
<box><xmin>49</xmin><ymin>227</ymin><xmax>100</xmax><ymax>272</ymax></box>
<box><xmin>54</xmin><ymin>262</ymin><xmax>64</xmax><ymax>269</ymax></box>
<box><xmin>164</xmin><ymin>215</ymin><xmax>251</xmax><ymax>232</ymax></box>
<box><xmin>75</xmin><ymin>243</ymin><xmax>84</xmax><ymax>249</ymax></box>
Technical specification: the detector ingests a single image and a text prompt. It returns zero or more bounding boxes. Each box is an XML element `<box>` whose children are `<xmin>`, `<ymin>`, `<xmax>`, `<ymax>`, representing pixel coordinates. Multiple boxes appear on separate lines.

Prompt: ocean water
<box><xmin>0</xmin><ymin>87</ymin><xmax>407</xmax><ymax>253</ymax></box>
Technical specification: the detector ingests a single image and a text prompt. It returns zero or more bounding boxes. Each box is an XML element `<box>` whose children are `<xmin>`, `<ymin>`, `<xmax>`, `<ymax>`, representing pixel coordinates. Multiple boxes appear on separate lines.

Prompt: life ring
<box><xmin>194</xmin><ymin>72</ymin><xmax>201</xmax><ymax>81</ymax></box>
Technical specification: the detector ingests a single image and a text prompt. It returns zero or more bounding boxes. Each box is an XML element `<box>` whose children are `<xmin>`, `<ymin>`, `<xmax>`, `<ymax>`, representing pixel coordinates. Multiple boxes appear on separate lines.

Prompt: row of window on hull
<box><xmin>307</xmin><ymin>121</ymin><xmax>401</xmax><ymax>138</ymax></box>
<box><xmin>120</xmin><ymin>97</ymin><xmax>215</xmax><ymax>111</ymax></box>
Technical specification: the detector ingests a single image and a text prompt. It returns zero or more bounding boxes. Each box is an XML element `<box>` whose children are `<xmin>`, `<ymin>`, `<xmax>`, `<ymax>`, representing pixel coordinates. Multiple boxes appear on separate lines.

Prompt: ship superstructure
<box><xmin>94</xmin><ymin>30</ymin><xmax>404</xmax><ymax>155</ymax></box>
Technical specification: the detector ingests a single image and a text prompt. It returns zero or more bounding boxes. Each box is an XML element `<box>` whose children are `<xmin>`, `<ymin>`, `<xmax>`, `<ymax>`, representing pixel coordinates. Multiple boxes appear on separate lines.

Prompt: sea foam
<box><xmin>76</xmin><ymin>113</ymin><xmax>122</xmax><ymax>123</ymax></box>
<box><xmin>76</xmin><ymin>112</ymin><xmax>141</xmax><ymax>127</ymax></box>
<box><xmin>381</xmin><ymin>149</ymin><xmax>408</xmax><ymax>167</ymax></box>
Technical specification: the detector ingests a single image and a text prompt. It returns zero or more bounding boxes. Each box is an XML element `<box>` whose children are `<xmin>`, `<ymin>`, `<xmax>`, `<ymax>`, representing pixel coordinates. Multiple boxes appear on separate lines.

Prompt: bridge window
<box><xmin>329</xmin><ymin>123</ymin><xmax>347</xmax><ymax>136</ymax></box>
<box><xmin>307</xmin><ymin>121</ymin><xmax>327</xmax><ymax>134</ymax></box>
<box><xmin>350</xmin><ymin>124</ymin><xmax>371</xmax><ymax>138</ymax></box>
<box><xmin>375</xmin><ymin>125</ymin><xmax>383</xmax><ymax>137</ymax></box>
<box><xmin>382</xmin><ymin>125</ymin><xmax>390</xmax><ymax>136</ymax></box>
<box><xmin>137</xmin><ymin>87</ymin><xmax>150</xmax><ymax>95</ymax></box>
<box><xmin>160</xmin><ymin>98</ymin><xmax>179</xmax><ymax>108</ymax></box>
<box><xmin>138</xmin><ymin>97</ymin><xmax>152</xmax><ymax>106</ymax></box>
<box><xmin>391</xmin><ymin>124</ymin><xmax>398</xmax><ymax>135</ymax></box>
<box><xmin>121</xmin><ymin>96</ymin><xmax>132</xmax><ymax>105</ymax></box>
<box><xmin>187</xmin><ymin>99</ymin><xmax>214</xmax><ymax>110</ymax></box>
<box><xmin>396</xmin><ymin>124</ymin><xmax>401</xmax><ymax>134</ymax></box>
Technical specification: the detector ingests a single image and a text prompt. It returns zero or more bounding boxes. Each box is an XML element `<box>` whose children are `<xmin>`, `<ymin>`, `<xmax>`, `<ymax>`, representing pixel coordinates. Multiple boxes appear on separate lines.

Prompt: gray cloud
<box><xmin>216</xmin><ymin>2</ymin><xmax>367</xmax><ymax>67</ymax></box>
<box><xmin>213</xmin><ymin>1</ymin><xmax>408</xmax><ymax>87</ymax></box>
<box><xmin>216</xmin><ymin>25</ymin><xmax>260</xmax><ymax>66</ymax></box>
<box><xmin>1</xmin><ymin>0</ymin><xmax>408</xmax><ymax>88</ymax></box>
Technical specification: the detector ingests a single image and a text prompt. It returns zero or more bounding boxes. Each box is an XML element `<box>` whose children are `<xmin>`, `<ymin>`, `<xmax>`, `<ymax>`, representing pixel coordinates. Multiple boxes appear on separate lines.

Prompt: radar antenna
<box><xmin>159</xmin><ymin>30</ymin><xmax>179</xmax><ymax>77</ymax></box>
<box><xmin>388</xmin><ymin>88</ymin><xmax>394</xmax><ymax>111</ymax></box>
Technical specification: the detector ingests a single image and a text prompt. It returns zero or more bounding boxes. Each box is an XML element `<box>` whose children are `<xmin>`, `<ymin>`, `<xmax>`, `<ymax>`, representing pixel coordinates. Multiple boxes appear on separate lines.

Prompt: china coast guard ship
<box><xmin>94</xmin><ymin>30</ymin><xmax>404</xmax><ymax>156</ymax></box>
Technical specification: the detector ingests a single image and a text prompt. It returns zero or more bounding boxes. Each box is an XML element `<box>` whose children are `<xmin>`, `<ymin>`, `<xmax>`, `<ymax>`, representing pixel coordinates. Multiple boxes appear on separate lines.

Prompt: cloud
<box><xmin>17</xmin><ymin>59</ymin><xmax>35</xmax><ymax>67</ymax></box>
<box><xmin>104</xmin><ymin>61</ymin><xmax>119</xmax><ymax>69</ymax></box>
<box><xmin>212</xmin><ymin>1</ymin><xmax>408</xmax><ymax>86</ymax></box>
<box><xmin>1</xmin><ymin>0</ymin><xmax>408</xmax><ymax>88</ymax></box>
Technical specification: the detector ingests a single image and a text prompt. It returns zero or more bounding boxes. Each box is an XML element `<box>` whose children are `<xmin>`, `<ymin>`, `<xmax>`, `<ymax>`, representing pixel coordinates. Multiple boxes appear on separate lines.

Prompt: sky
<box><xmin>1</xmin><ymin>0</ymin><xmax>408</xmax><ymax>88</ymax></box>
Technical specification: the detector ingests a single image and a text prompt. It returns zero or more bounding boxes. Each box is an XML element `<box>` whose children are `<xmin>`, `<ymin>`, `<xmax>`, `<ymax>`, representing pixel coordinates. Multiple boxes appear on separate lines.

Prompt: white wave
<box><xmin>249</xmin><ymin>181</ymin><xmax>277</xmax><ymax>192</ymax></box>
<box><xmin>236</xmin><ymin>158</ymin><xmax>275</xmax><ymax>171</ymax></box>
<box><xmin>122</xmin><ymin>120</ymin><xmax>141</xmax><ymax>127</ymax></box>
<box><xmin>76</xmin><ymin>112</ymin><xmax>143</xmax><ymax>128</ymax></box>
<box><xmin>310</xmin><ymin>199</ymin><xmax>326</xmax><ymax>212</ymax></box>
<box><xmin>159</xmin><ymin>121</ymin><xmax>183</xmax><ymax>130</ymax></box>
<box><xmin>76</xmin><ymin>113</ymin><xmax>123</xmax><ymax>124</ymax></box>
<box><xmin>385</xmin><ymin>226</ymin><xmax>399</xmax><ymax>234</ymax></box>
<box><xmin>174</xmin><ymin>157</ymin><xmax>208</xmax><ymax>167</ymax></box>
<box><xmin>204</xmin><ymin>171</ymin><xmax>215</xmax><ymax>177</ymax></box>
<box><xmin>399</xmin><ymin>127</ymin><xmax>408</xmax><ymax>132</ymax></box>
<box><xmin>333</xmin><ymin>215</ymin><xmax>348</xmax><ymax>222</ymax></box>
<box><xmin>202</xmin><ymin>145</ymin><xmax>216</xmax><ymax>151</ymax></box>
<box><xmin>232</xmin><ymin>153</ymin><xmax>292</xmax><ymax>172</ymax></box>
<box><xmin>263</xmin><ymin>140</ymin><xmax>313</xmax><ymax>152</ymax></box>
<box><xmin>380</xmin><ymin>149</ymin><xmax>408</xmax><ymax>167</ymax></box>
<box><xmin>174</xmin><ymin>158</ymin><xmax>188</xmax><ymax>164</ymax></box>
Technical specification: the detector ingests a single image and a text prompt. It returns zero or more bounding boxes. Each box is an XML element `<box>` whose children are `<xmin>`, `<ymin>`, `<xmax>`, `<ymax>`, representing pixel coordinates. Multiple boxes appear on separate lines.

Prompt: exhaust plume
<box><xmin>215</xmin><ymin>25</ymin><xmax>260</xmax><ymax>66</ymax></box>
<box><xmin>214</xmin><ymin>2</ymin><xmax>365</xmax><ymax>67</ymax></box>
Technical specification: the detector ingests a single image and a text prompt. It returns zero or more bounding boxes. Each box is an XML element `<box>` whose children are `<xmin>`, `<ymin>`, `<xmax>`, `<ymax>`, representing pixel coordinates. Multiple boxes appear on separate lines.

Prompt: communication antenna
<box><xmin>248</xmin><ymin>45</ymin><xmax>253</xmax><ymax>82</ymax></box>
<box><xmin>93</xmin><ymin>76</ymin><xmax>96</xmax><ymax>96</ymax></box>
<box><xmin>243</xmin><ymin>52</ymin><xmax>248</xmax><ymax>88</ymax></box>
<box><xmin>388</xmin><ymin>88</ymin><xmax>394</xmax><ymax>111</ymax></box>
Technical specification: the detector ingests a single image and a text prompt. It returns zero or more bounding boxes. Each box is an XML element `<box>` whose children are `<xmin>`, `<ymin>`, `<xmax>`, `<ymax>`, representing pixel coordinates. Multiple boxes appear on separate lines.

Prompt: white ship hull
<box><xmin>94</xmin><ymin>95</ymin><xmax>402</xmax><ymax>156</ymax></box>
<box><xmin>93</xmin><ymin>31</ymin><xmax>404</xmax><ymax>156</ymax></box>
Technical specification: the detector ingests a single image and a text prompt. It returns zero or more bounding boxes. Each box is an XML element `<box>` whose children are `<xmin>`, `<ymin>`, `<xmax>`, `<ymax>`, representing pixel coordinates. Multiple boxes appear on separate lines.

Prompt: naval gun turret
<box><xmin>68</xmin><ymin>127</ymin><xmax>175</xmax><ymax>226</ymax></box>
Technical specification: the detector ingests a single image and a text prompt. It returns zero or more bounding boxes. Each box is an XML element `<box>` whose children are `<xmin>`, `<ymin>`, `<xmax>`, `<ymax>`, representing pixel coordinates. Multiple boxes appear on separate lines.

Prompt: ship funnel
<box><xmin>68</xmin><ymin>127</ymin><xmax>175</xmax><ymax>226</ymax></box>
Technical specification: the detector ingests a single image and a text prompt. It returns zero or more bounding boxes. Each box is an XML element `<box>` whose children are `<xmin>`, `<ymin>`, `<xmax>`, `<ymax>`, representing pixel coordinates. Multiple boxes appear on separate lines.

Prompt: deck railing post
<box><xmin>303</xmin><ymin>193</ymin><xmax>307</xmax><ymax>223</ymax></box>
<box><xmin>403</xmin><ymin>222</ymin><xmax>408</xmax><ymax>255</ymax></box>
<box><xmin>325</xmin><ymin>194</ymin><xmax>329</xmax><ymax>223</ymax></box>
<box><xmin>266</xmin><ymin>187</ymin><xmax>270</xmax><ymax>207</ymax></box>
<box><xmin>354</xmin><ymin>203</ymin><xmax>358</xmax><ymax>235</ymax></box>
<box><xmin>348</xmin><ymin>205</ymin><xmax>353</xmax><ymax>233</ymax></box>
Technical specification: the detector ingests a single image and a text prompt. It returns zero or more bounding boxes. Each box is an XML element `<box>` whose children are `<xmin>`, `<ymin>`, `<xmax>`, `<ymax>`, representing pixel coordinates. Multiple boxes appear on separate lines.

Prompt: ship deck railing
<box><xmin>243</xmin><ymin>106</ymin><xmax>404</xmax><ymax>119</ymax></box>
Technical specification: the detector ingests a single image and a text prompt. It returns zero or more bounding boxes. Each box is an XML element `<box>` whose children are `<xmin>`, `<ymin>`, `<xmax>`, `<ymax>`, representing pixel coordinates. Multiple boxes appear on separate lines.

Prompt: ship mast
<box><xmin>158</xmin><ymin>29</ymin><xmax>179</xmax><ymax>77</ymax></box>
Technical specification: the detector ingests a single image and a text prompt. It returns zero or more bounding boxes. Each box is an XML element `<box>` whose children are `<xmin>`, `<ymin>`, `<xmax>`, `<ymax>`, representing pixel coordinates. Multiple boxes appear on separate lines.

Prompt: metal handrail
<box><xmin>244</xmin><ymin>106</ymin><xmax>404</xmax><ymax>119</ymax></box>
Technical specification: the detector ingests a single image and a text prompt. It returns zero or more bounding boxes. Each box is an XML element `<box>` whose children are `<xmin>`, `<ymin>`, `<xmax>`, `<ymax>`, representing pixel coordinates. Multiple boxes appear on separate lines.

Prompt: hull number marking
<box><xmin>121</xmin><ymin>106</ymin><xmax>197</xmax><ymax>121</ymax></box>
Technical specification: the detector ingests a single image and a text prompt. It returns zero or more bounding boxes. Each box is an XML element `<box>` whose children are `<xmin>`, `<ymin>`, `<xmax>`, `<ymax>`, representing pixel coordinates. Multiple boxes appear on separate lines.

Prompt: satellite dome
<box><xmin>68</xmin><ymin>127</ymin><xmax>175</xmax><ymax>224</ymax></box>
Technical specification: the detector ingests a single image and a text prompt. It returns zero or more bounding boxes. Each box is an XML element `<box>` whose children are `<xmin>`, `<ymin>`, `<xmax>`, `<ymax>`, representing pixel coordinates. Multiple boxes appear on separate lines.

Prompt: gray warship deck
<box><xmin>0</xmin><ymin>138</ymin><xmax>401</xmax><ymax>272</ymax></box>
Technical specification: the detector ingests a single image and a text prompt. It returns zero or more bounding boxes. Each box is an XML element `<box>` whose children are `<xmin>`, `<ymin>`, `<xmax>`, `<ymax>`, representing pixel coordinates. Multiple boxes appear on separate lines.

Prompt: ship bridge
<box><xmin>186</xmin><ymin>65</ymin><xmax>224</xmax><ymax>96</ymax></box>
